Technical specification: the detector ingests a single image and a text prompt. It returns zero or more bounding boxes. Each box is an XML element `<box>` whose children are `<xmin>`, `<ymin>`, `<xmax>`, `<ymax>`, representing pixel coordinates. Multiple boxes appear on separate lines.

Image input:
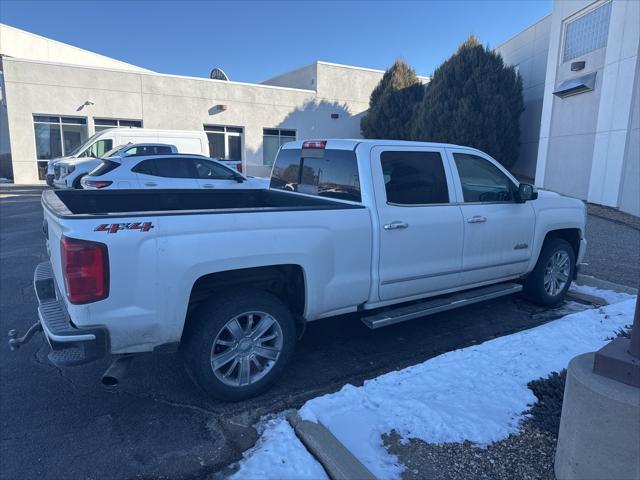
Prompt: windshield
<box><xmin>103</xmin><ymin>144</ymin><xmax>129</xmax><ymax>158</ymax></box>
<box><xmin>67</xmin><ymin>132</ymin><xmax>103</xmax><ymax>157</ymax></box>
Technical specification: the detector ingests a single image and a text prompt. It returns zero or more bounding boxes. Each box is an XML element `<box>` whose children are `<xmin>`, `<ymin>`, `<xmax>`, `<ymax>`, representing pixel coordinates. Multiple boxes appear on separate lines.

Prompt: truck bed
<box><xmin>42</xmin><ymin>188</ymin><xmax>364</xmax><ymax>218</ymax></box>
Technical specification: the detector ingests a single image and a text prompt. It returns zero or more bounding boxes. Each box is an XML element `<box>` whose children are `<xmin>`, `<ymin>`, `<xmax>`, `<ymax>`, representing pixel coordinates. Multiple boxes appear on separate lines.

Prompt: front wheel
<box><xmin>183</xmin><ymin>288</ymin><xmax>296</xmax><ymax>401</ymax></box>
<box><xmin>523</xmin><ymin>238</ymin><xmax>575</xmax><ymax>306</ymax></box>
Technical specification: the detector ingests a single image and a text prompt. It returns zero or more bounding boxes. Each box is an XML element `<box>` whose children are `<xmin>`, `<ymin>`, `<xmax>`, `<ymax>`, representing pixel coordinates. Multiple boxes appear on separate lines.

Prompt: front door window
<box><xmin>453</xmin><ymin>153</ymin><xmax>515</xmax><ymax>203</ymax></box>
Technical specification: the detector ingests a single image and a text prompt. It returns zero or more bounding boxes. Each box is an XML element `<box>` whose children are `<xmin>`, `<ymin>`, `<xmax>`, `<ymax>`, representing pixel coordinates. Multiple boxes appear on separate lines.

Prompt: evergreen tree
<box><xmin>361</xmin><ymin>59</ymin><xmax>424</xmax><ymax>140</ymax></box>
<box><xmin>412</xmin><ymin>36</ymin><xmax>523</xmax><ymax>169</ymax></box>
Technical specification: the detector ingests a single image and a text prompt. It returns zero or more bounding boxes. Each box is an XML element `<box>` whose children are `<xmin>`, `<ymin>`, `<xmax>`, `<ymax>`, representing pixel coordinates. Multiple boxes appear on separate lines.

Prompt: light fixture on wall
<box><xmin>76</xmin><ymin>99</ymin><xmax>95</xmax><ymax>111</ymax></box>
<box><xmin>571</xmin><ymin>61</ymin><xmax>586</xmax><ymax>72</ymax></box>
<box><xmin>208</xmin><ymin>104</ymin><xmax>228</xmax><ymax>115</ymax></box>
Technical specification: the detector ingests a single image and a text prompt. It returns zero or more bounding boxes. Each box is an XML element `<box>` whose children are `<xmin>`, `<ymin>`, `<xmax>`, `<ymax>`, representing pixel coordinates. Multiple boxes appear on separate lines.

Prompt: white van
<box><xmin>47</xmin><ymin>128</ymin><xmax>217</xmax><ymax>187</ymax></box>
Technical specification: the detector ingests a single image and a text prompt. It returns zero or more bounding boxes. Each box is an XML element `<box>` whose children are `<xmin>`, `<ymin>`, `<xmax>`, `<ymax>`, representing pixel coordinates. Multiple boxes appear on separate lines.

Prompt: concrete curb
<box><xmin>287</xmin><ymin>412</ymin><xmax>376</xmax><ymax>480</ymax></box>
<box><xmin>576</xmin><ymin>274</ymin><xmax>638</xmax><ymax>296</ymax></box>
<box><xmin>567</xmin><ymin>290</ymin><xmax>608</xmax><ymax>306</ymax></box>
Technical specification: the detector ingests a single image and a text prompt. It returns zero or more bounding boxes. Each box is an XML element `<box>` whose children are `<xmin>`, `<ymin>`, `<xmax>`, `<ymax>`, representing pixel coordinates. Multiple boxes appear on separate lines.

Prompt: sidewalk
<box><xmin>583</xmin><ymin>207</ymin><xmax>639</xmax><ymax>288</ymax></box>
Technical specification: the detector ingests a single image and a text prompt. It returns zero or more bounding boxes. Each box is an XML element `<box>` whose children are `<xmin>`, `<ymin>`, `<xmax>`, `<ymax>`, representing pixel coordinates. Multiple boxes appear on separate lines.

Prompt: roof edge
<box><xmin>1</xmin><ymin>56</ymin><xmax>318</xmax><ymax>94</ymax></box>
<box><xmin>0</xmin><ymin>23</ymin><xmax>153</xmax><ymax>73</ymax></box>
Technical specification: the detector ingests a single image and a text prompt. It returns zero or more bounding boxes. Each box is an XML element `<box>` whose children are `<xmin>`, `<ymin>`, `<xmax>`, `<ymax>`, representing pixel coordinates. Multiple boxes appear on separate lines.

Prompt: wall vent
<box><xmin>553</xmin><ymin>72</ymin><xmax>596</xmax><ymax>98</ymax></box>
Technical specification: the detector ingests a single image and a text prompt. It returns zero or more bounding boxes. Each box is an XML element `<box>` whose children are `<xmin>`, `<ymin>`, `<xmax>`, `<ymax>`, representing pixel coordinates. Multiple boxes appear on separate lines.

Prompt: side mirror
<box><xmin>516</xmin><ymin>183</ymin><xmax>538</xmax><ymax>203</ymax></box>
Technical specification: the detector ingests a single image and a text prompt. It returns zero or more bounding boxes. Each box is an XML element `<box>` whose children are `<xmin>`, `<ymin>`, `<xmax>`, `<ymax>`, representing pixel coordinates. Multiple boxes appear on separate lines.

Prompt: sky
<box><xmin>0</xmin><ymin>0</ymin><xmax>552</xmax><ymax>83</ymax></box>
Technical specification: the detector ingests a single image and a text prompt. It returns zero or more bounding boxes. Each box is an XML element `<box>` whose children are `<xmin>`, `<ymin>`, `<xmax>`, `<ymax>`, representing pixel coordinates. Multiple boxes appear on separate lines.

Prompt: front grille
<box><xmin>53</xmin><ymin>165</ymin><xmax>61</xmax><ymax>180</ymax></box>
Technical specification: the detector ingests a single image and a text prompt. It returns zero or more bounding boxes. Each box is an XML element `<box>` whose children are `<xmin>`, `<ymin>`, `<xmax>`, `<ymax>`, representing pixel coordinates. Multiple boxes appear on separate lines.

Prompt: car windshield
<box><xmin>103</xmin><ymin>144</ymin><xmax>129</xmax><ymax>158</ymax></box>
<box><xmin>67</xmin><ymin>132</ymin><xmax>103</xmax><ymax>157</ymax></box>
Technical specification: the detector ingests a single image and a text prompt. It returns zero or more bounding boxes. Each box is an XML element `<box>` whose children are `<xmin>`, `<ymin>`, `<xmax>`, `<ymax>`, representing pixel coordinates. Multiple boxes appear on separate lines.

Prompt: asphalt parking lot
<box><xmin>0</xmin><ymin>185</ymin><xmax>605</xmax><ymax>480</ymax></box>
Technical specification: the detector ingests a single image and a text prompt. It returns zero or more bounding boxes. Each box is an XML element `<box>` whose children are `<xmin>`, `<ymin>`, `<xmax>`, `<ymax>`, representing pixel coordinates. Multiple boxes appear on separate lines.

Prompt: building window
<box><xmin>563</xmin><ymin>1</ymin><xmax>612</xmax><ymax>62</ymax></box>
<box><xmin>263</xmin><ymin>129</ymin><xmax>296</xmax><ymax>166</ymax></box>
<box><xmin>33</xmin><ymin>115</ymin><xmax>87</xmax><ymax>180</ymax></box>
<box><xmin>204</xmin><ymin>125</ymin><xmax>243</xmax><ymax>161</ymax></box>
<box><xmin>94</xmin><ymin>118</ymin><xmax>143</xmax><ymax>132</ymax></box>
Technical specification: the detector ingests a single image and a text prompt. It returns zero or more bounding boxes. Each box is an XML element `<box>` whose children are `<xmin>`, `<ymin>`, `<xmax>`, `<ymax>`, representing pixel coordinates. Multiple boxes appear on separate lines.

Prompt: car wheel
<box><xmin>523</xmin><ymin>238</ymin><xmax>575</xmax><ymax>306</ymax></box>
<box><xmin>72</xmin><ymin>174</ymin><xmax>86</xmax><ymax>190</ymax></box>
<box><xmin>183</xmin><ymin>288</ymin><xmax>296</xmax><ymax>401</ymax></box>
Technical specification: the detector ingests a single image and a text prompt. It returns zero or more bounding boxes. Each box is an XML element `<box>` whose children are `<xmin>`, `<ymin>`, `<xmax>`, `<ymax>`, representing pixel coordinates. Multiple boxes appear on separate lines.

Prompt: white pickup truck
<box><xmin>12</xmin><ymin>140</ymin><xmax>586</xmax><ymax>401</ymax></box>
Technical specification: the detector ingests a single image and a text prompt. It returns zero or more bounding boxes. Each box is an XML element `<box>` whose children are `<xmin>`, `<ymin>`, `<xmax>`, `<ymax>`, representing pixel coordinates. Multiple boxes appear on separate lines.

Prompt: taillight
<box><xmin>302</xmin><ymin>140</ymin><xmax>326</xmax><ymax>149</ymax></box>
<box><xmin>84</xmin><ymin>180</ymin><xmax>113</xmax><ymax>189</ymax></box>
<box><xmin>237</xmin><ymin>162</ymin><xmax>243</xmax><ymax>173</ymax></box>
<box><xmin>60</xmin><ymin>236</ymin><xmax>109</xmax><ymax>304</ymax></box>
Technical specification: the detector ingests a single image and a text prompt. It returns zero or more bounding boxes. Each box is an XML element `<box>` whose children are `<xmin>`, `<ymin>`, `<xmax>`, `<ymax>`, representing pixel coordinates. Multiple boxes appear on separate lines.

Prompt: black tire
<box><xmin>523</xmin><ymin>238</ymin><xmax>575</xmax><ymax>306</ymax></box>
<box><xmin>72</xmin><ymin>174</ymin><xmax>86</xmax><ymax>189</ymax></box>
<box><xmin>182</xmin><ymin>288</ymin><xmax>296</xmax><ymax>401</ymax></box>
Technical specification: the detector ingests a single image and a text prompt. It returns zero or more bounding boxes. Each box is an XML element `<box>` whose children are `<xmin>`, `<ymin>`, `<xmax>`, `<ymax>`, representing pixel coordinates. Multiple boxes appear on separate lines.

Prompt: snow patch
<box><xmin>229</xmin><ymin>415</ymin><xmax>328</xmax><ymax>480</ymax></box>
<box><xmin>299</xmin><ymin>297</ymin><xmax>636</xmax><ymax>479</ymax></box>
<box><xmin>232</xmin><ymin>286</ymin><xmax>635</xmax><ymax>480</ymax></box>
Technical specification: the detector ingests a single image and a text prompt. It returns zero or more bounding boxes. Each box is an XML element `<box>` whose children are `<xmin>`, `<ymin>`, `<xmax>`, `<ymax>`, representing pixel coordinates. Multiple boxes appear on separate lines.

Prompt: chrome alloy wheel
<box><xmin>544</xmin><ymin>251</ymin><xmax>571</xmax><ymax>296</ymax></box>
<box><xmin>210</xmin><ymin>311</ymin><xmax>283</xmax><ymax>387</ymax></box>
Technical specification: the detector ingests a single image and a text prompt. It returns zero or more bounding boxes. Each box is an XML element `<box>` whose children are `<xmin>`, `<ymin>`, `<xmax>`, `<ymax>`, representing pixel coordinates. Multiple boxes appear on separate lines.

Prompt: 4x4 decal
<box><xmin>95</xmin><ymin>222</ymin><xmax>154</xmax><ymax>234</ymax></box>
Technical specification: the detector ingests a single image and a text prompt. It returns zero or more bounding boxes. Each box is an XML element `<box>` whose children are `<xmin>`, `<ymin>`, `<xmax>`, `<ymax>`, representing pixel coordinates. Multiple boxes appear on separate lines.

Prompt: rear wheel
<box><xmin>523</xmin><ymin>238</ymin><xmax>575</xmax><ymax>306</ymax></box>
<box><xmin>183</xmin><ymin>288</ymin><xmax>296</xmax><ymax>401</ymax></box>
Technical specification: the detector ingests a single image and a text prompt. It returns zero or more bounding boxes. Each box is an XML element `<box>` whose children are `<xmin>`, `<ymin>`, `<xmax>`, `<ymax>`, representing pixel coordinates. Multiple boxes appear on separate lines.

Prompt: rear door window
<box><xmin>132</xmin><ymin>159</ymin><xmax>156</xmax><ymax>175</ymax></box>
<box><xmin>270</xmin><ymin>148</ymin><xmax>361</xmax><ymax>202</ymax></box>
<box><xmin>132</xmin><ymin>158</ymin><xmax>195</xmax><ymax>178</ymax></box>
<box><xmin>381</xmin><ymin>151</ymin><xmax>450</xmax><ymax>205</ymax></box>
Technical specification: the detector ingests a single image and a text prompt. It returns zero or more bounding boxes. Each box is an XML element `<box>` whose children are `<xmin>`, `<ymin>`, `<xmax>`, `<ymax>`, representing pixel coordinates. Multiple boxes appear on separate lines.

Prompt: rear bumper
<box><xmin>34</xmin><ymin>261</ymin><xmax>109</xmax><ymax>366</ymax></box>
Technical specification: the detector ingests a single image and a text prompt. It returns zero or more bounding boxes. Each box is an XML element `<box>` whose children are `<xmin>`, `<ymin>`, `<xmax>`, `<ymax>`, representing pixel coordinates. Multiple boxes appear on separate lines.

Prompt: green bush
<box><xmin>411</xmin><ymin>36</ymin><xmax>524</xmax><ymax>169</ymax></box>
<box><xmin>361</xmin><ymin>59</ymin><xmax>424</xmax><ymax>140</ymax></box>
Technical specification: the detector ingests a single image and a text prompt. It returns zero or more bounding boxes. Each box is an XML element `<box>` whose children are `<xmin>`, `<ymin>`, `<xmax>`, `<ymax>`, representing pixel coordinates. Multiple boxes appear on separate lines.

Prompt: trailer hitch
<box><xmin>8</xmin><ymin>322</ymin><xmax>42</xmax><ymax>350</ymax></box>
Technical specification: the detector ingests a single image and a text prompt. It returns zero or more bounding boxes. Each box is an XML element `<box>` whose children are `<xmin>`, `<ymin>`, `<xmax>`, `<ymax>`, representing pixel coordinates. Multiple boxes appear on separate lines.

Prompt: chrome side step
<box><xmin>362</xmin><ymin>282</ymin><xmax>523</xmax><ymax>329</ymax></box>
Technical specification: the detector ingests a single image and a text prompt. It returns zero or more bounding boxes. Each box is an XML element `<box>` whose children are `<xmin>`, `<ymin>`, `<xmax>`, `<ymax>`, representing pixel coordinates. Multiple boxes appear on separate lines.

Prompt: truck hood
<box><xmin>537</xmin><ymin>189</ymin><xmax>561</xmax><ymax>199</ymax></box>
<box><xmin>57</xmin><ymin>157</ymin><xmax>99</xmax><ymax>167</ymax></box>
<box><xmin>535</xmin><ymin>188</ymin><xmax>586</xmax><ymax>212</ymax></box>
<box><xmin>48</xmin><ymin>156</ymin><xmax>74</xmax><ymax>166</ymax></box>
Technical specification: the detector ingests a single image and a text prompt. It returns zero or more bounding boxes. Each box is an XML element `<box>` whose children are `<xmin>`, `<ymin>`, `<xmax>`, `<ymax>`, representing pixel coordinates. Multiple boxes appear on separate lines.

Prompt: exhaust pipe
<box><xmin>101</xmin><ymin>355</ymin><xmax>134</xmax><ymax>387</ymax></box>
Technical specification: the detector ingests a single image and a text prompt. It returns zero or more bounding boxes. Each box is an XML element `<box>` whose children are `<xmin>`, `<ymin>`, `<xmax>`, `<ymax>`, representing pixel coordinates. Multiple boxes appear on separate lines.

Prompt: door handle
<box><xmin>202</xmin><ymin>184</ymin><xmax>215</xmax><ymax>189</ymax></box>
<box><xmin>383</xmin><ymin>221</ymin><xmax>409</xmax><ymax>230</ymax></box>
<box><xmin>144</xmin><ymin>182</ymin><xmax>158</xmax><ymax>187</ymax></box>
<box><xmin>467</xmin><ymin>215</ymin><xmax>487</xmax><ymax>223</ymax></box>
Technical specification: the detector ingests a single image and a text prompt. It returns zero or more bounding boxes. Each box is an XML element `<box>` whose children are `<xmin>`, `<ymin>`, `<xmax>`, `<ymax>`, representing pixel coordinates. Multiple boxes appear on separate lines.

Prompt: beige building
<box><xmin>498</xmin><ymin>0</ymin><xmax>639</xmax><ymax>216</ymax></box>
<box><xmin>0</xmin><ymin>24</ymin><xmax>427</xmax><ymax>182</ymax></box>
